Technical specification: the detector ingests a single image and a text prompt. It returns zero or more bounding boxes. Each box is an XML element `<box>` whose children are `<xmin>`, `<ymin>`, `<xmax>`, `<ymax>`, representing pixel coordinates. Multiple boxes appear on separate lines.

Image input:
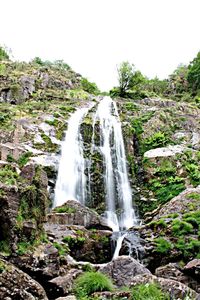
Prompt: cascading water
<box><xmin>54</xmin><ymin>96</ymin><xmax>139</xmax><ymax>258</ymax></box>
<box><xmin>95</xmin><ymin>96</ymin><xmax>138</xmax><ymax>231</ymax></box>
<box><xmin>54</xmin><ymin>105</ymin><xmax>92</xmax><ymax>207</ymax></box>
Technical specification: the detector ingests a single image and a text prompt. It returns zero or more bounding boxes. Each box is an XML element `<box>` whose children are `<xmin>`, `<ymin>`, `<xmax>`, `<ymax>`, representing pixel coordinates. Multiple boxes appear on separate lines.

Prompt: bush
<box><xmin>74</xmin><ymin>271</ymin><xmax>113</xmax><ymax>298</ymax></box>
<box><xmin>53</xmin><ymin>205</ymin><xmax>76</xmax><ymax>213</ymax></box>
<box><xmin>131</xmin><ymin>283</ymin><xmax>170</xmax><ymax>300</ymax></box>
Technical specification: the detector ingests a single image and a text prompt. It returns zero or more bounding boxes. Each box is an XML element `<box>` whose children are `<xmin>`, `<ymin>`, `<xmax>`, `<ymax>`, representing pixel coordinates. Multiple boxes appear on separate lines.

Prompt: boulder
<box><xmin>48</xmin><ymin>269</ymin><xmax>82</xmax><ymax>298</ymax></box>
<box><xmin>155</xmin><ymin>263</ymin><xmax>200</xmax><ymax>293</ymax></box>
<box><xmin>144</xmin><ymin>145</ymin><xmax>185</xmax><ymax>158</ymax></box>
<box><xmin>0</xmin><ymin>258</ymin><xmax>48</xmax><ymax>300</ymax></box>
<box><xmin>99</xmin><ymin>255</ymin><xmax>151</xmax><ymax>287</ymax></box>
<box><xmin>55</xmin><ymin>296</ymin><xmax>77</xmax><ymax>300</ymax></box>
<box><xmin>130</xmin><ymin>274</ymin><xmax>199</xmax><ymax>299</ymax></box>
<box><xmin>184</xmin><ymin>259</ymin><xmax>200</xmax><ymax>280</ymax></box>
<box><xmin>50</xmin><ymin>200</ymin><xmax>111</xmax><ymax>230</ymax></box>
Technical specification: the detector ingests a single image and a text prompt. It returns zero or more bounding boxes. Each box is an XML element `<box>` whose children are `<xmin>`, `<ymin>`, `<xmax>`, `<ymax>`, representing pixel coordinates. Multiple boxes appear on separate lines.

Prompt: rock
<box><xmin>0</xmin><ymin>142</ymin><xmax>25</xmax><ymax>160</ymax></box>
<box><xmin>144</xmin><ymin>145</ymin><xmax>186</xmax><ymax>158</ymax></box>
<box><xmin>20</xmin><ymin>76</ymin><xmax>35</xmax><ymax>97</ymax></box>
<box><xmin>153</xmin><ymin>187</ymin><xmax>200</xmax><ymax>220</ymax></box>
<box><xmin>0</xmin><ymin>183</ymin><xmax>19</xmax><ymax>250</ymax></box>
<box><xmin>50</xmin><ymin>200</ymin><xmax>111</xmax><ymax>230</ymax></box>
<box><xmin>55</xmin><ymin>296</ymin><xmax>77</xmax><ymax>300</ymax></box>
<box><xmin>44</xmin><ymin>223</ymin><xmax>112</xmax><ymax>263</ymax></box>
<box><xmin>130</xmin><ymin>274</ymin><xmax>199</xmax><ymax>299</ymax></box>
<box><xmin>99</xmin><ymin>255</ymin><xmax>151</xmax><ymax>287</ymax></box>
<box><xmin>0</xmin><ymin>258</ymin><xmax>48</xmax><ymax>300</ymax></box>
<box><xmin>93</xmin><ymin>291</ymin><xmax>131</xmax><ymax>299</ymax></box>
<box><xmin>49</xmin><ymin>269</ymin><xmax>82</xmax><ymax>298</ymax></box>
<box><xmin>184</xmin><ymin>259</ymin><xmax>200</xmax><ymax>279</ymax></box>
<box><xmin>155</xmin><ymin>263</ymin><xmax>200</xmax><ymax>293</ymax></box>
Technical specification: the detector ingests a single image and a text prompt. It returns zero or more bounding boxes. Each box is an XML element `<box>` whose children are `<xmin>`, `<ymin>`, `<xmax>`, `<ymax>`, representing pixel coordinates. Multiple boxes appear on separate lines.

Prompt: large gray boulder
<box><xmin>99</xmin><ymin>255</ymin><xmax>151</xmax><ymax>287</ymax></box>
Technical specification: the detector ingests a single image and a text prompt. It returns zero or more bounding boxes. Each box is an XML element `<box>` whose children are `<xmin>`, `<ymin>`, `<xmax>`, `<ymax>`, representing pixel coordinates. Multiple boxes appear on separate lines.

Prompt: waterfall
<box><xmin>54</xmin><ymin>105</ymin><xmax>92</xmax><ymax>207</ymax></box>
<box><xmin>54</xmin><ymin>96</ymin><xmax>139</xmax><ymax>258</ymax></box>
<box><xmin>95</xmin><ymin>96</ymin><xmax>138</xmax><ymax>230</ymax></box>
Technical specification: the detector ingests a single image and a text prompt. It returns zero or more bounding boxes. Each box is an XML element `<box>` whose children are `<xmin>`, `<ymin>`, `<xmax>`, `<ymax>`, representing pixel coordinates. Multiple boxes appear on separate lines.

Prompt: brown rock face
<box><xmin>99</xmin><ymin>255</ymin><xmax>151</xmax><ymax>287</ymax></box>
<box><xmin>0</xmin><ymin>258</ymin><xmax>48</xmax><ymax>300</ymax></box>
<box><xmin>0</xmin><ymin>183</ymin><xmax>19</xmax><ymax>250</ymax></box>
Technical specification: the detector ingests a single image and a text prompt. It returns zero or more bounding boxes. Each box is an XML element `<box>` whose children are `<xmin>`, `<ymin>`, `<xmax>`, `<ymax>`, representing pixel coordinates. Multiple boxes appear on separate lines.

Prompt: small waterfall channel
<box><xmin>54</xmin><ymin>96</ymin><xmax>140</xmax><ymax>258</ymax></box>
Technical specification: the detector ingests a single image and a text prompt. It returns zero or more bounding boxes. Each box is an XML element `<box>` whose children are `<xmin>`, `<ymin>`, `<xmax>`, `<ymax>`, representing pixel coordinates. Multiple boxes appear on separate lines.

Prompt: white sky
<box><xmin>0</xmin><ymin>0</ymin><xmax>199</xmax><ymax>91</ymax></box>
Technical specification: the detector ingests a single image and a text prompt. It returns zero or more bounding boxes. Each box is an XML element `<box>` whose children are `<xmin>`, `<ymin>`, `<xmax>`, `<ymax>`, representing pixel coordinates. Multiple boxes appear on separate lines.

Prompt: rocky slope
<box><xmin>0</xmin><ymin>57</ymin><xmax>200</xmax><ymax>299</ymax></box>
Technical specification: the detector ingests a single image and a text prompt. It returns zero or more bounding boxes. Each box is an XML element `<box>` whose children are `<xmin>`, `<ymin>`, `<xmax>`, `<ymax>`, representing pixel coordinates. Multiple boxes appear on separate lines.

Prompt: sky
<box><xmin>0</xmin><ymin>0</ymin><xmax>199</xmax><ymax>91</ymax></box>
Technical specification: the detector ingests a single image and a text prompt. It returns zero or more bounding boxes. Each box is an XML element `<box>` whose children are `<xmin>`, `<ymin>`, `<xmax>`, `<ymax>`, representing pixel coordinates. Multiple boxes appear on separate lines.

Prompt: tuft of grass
<box><xmin>74</xmin><ymin>271</ymin><xmax>113</xmax><ymax>299</ymax></box>
<box><xmin>131</xmin><ymin>283</ymin><xmax>170</xmax><ymax>300</ymax></box>
<box><xmin>54</xmin><ymin>205</ymin><xmax>76</xmax><ymax>213</ymax></box>
<box><xmin>154</xmin><ymin>238</ymin><xmax>173</xmax><ymax>254</ymax></box>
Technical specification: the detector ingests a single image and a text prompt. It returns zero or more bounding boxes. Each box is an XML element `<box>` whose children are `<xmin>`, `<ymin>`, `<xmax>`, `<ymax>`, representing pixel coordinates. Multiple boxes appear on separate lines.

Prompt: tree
<box><xmin>117</xmin><ymin>61</ymin><xmax>136</xmax><ymax>96</ymax></box>
<box><xmin>0</xmin><ymin>46</ymin><xmax>9</xmax><ymax>61</ymax></box>
<box><xmin>187</xmin><ymin>51</ymin><xmax>200</xmax><ymax>94</ymax></box>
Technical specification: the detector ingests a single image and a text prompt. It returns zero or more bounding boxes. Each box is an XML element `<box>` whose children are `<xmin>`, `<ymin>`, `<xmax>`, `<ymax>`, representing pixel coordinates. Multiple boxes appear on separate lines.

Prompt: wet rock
<box><xmin>0</xmin><ymin>258</ymin><xmax>48</xmax><ymax>300</ymax></box>
<box><xmin>99</xmin><ymin>255</ymin><xmax>151</xmax><ymax>287</ymax></box>
<box><xmin>130</xmin><ymin>274</ymin><xmax>199</xmax><ymax>299</ymax></box>
<box><xmin>49</xmin><ymin>269</ymin><xmax>82</xmax><ymax>298</ymax></box>
<box><xmin>50</xmin><ymin>200</ymin><xmax>111</xmax><ymax>230</ymax></box>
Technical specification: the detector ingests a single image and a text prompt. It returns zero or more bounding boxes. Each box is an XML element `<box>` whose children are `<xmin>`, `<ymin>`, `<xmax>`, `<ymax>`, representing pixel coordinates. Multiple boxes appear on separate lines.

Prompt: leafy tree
<box><xmin>117</xmin><ymin>61</ymin><xmax>136</xmax><ymax>96</ymax></box>
<box><xmin>81</xmin><ymin>77</ymin><xmax>100</xmax><ymax>95</ymax></box>
<box><xmin>0</xmin><ymin>46</ymin><xmax>9</xmax><ymax>61</ymax></box>
<box><xmin>187</xmin><ymin>51</ymin><xmax>200</xmax><ymax>94</ymax></box>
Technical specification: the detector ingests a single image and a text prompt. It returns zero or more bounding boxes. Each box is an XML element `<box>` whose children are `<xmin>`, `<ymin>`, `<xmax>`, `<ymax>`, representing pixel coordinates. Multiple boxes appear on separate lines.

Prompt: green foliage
<box><xmin>53</xmin><ymin>242</ymin><xmax>69</xmax><ymax>256</ymax></box>
<box><xmin>0</xmin><ymin>261</ymin><xmax>6</xmax><ymax>273</ymax></box>
<box><xmin>0</xmin><ymin>46</ymin><xmax>9</xmax><ymax>60</ymax></box>
<box><xmin>0</xmin><ymin>240</ymin><xmax>11</xmax><ymax>256</ymax></box>
<box><xmin>131</xmin><ymin>283</ymin><xmax>170</xmax><ymax>300</ymax></box>
<box><xmin>154</xmin><ymin>238</ymin><xmax>173</xmax><ymax>254</ymax></box>
<box><xmin>16</xmin><ymin>241</ymin><xmax>32</xmax><ymax>255</ymax></box>
<box><xmin>74</xmin><ymin>271</ymin><xmax>113</xmax><ymax>298</ymax></box>
<box><xmin>185</xmin><ymin>163</ymin><xmax>200</xmax><ymax>186</ymax></box>
<box><xmin>143</xmin><ymin>132</ymin><xmax>172</xmax><ymax>152</ymax></box>
<box><xmin>172</xmin><ymin>219</ymin><xmax>193</xmax><ymax>236</ymax></box>
<box><xmin>53</xmin><ymin>205</ymin><xmax>76</xmax><ymax>213</ymax></box>
<box><xmin>81</xmin><ymin>77</ymin><xmax>100</xmax><ymax>95</ymax></box>
<box><xmin>62</xmin><ymin>235</ymin><xmax>86</xmax><ymax>251</ymax></box>
<box><xmin>0</xmin><ymin>165</ymin><xmax>19</xmax><ymax>185</ymax></box>
<box><xmin>18</xmin><ymin>151</ymin><xmax>32</xmax><ymax>167</ymax></box>
<box><xmin>188</xmin><ymin>51</ymin><xmax>200</xmax><ymax>94</ymax></box>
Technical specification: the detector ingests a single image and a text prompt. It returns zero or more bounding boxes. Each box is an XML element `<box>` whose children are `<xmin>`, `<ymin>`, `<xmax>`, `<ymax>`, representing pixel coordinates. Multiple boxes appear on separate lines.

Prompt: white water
<box><xmin>95</xmin><ymin>96</ymin><xmax>138</xmax><ymax>231</ymax></box>
<box><xmin>54</xmin><ymin>105</ymin><xmax>92</xmax><ymax>207</ymax></box>
<box><xmin>113</xmin><ymin>233</ymin><xmax>127</xmax><ymax>259</ymax></box>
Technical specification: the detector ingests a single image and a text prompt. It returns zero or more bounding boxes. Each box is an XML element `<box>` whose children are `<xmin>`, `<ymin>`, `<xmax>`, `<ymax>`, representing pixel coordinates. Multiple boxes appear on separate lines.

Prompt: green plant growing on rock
<box><xmin>154</xmin><ymin>238</ymin><xmax>173</xmax><ymax>254</ymax></box>
<box><xmin>53</xmin><ymin>205</ymin><xmax>76</xmax><ymax>213</ymax></box>
<box><xmin>172</xmin><ymin>219</ymin><xmax>193</xmax><ymax>236</ymax></box>
<box><xmin>74</xmin><ymin>271</ymin><xmax>113</xmax><ymax>299</ymax></box>
<box><xmin>131</xmin><ymin>283</ymin><xmax>170</xmax><ymax>300</ymax></box>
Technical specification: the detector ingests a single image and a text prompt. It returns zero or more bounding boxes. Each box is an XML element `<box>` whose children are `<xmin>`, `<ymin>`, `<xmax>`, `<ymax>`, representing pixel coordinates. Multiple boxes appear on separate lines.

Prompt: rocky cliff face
<box><xmin>0</xmin><ymin>57</ymin><xmax>200</xmax><ymax>299</ymax></box>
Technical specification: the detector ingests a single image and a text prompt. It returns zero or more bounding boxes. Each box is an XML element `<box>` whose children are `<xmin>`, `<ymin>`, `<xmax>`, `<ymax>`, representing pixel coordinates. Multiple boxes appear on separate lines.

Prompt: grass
<box><xmin>154</xmin><ymin>238</ymin><xmax>173</xmax><ymax>254</ymax></box>
<box><xmin>131</xmin><ymin>283</ymin><xmax>170</xmax><ymax>300</ymax></box>
<box><xmin>74</xmin><ymin>271</ymin><xmax>113</xmax><ymax>299</ymax></box>
<box><xmin>54</xmin><ymin>205</ymin><xmax>76</xmax><ymax>213</ymax></box>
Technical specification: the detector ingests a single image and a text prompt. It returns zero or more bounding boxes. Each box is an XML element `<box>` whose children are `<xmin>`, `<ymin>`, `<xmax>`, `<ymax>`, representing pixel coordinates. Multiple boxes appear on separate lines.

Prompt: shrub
<box><xmin>131</xmin><ymin>283</ymin><xmax>170</xmax><ymax>300</ymax></box>
<box><xmin>74</xmin><ymin>271</ymin><xmax>113</xmax><ymax>298</ymax></box>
